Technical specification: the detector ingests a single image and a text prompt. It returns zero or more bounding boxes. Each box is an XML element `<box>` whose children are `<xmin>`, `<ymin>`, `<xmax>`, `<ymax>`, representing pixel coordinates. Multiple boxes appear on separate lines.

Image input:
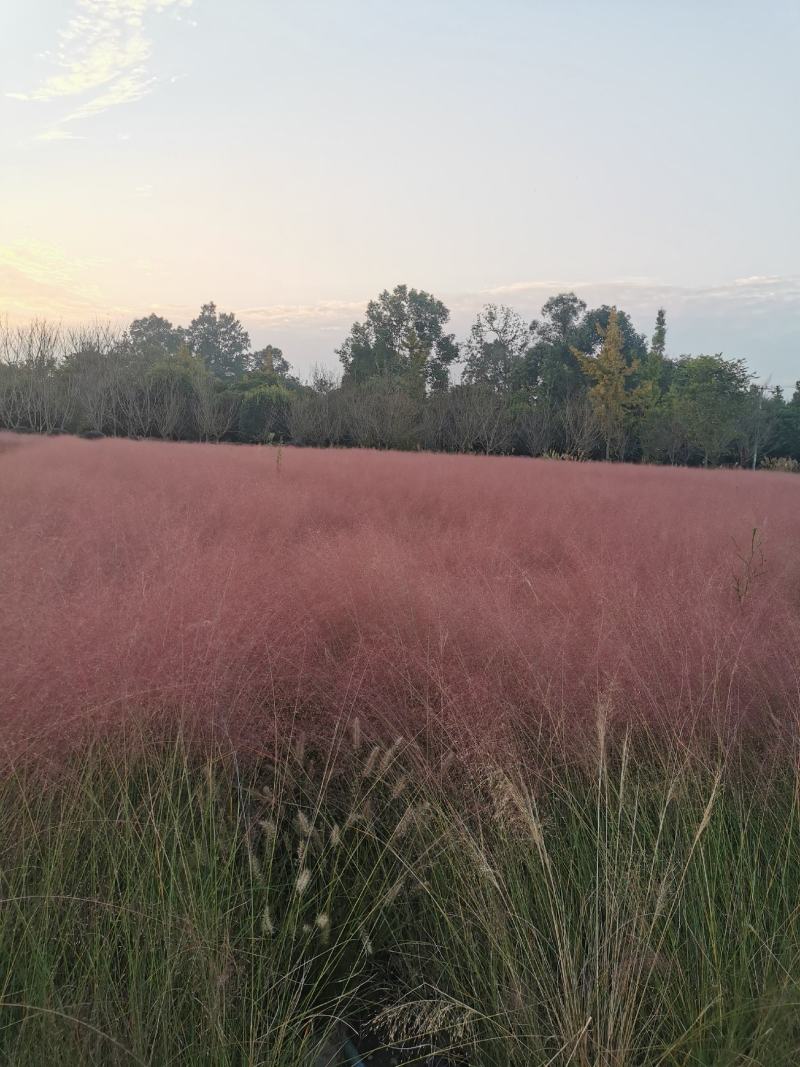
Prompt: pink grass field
<box><xmin>2</xmin><ymin>432</ymin><xmax>800</xmax><ymax>753</ymax></box>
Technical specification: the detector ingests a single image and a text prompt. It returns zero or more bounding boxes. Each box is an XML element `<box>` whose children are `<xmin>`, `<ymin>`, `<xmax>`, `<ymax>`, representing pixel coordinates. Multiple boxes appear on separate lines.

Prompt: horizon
<box><xmin>2</xmin><ymin>1</ymin><xmax>798</xmax><ymax>386</ymax></box>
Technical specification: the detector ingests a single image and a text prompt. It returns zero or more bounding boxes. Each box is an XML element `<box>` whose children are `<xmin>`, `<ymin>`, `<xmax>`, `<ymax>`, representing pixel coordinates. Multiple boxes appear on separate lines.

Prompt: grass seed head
<box><xmin>363</xmin><ymin>746</ymin><xmax>381</xmax><ymax>778</ymax></box>
<box><xmin>315</xmin><ymin>912</ymin><xmax>331</xmax><ymax>944</ymax></box>
<box><xmin>350</xmin><ymin>716</ymin><xmax>361</xmax><ymax>750</ymax></box>
<box><xmin>295</xmin><ymin>810</ymin><xmax>312</xmax><ymax>836</ymax></box>
<box><xmin>295</xmin><ymin>867</ymin><xmax>312</xmax><ymax>895</ymax></box>
<box><xmin>378</xmin><ymin>736</ymin><xmax>405</xmax><ymax>778</ymax></box>
<box><xmin>260</xmin><ymin>904</ymin><xmax>275</xmax><ymax>937</ymax></box>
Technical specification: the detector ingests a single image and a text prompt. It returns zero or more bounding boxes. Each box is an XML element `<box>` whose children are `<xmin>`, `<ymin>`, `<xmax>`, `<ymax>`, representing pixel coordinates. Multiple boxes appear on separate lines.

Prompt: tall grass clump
<box><xmin>0</xmin><ymin>726</ymin><xmax>426</xmax><ymax>1064</ymax></box>
<box><xmin>0</xmin><ymin>728</ymin><xmax>800</xmax><ymax>1064</ymax></box>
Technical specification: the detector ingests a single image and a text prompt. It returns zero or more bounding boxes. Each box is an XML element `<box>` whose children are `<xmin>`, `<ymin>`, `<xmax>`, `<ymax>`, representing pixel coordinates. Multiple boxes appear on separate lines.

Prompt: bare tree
<box><xmin>446</xmin><ymin>384</ymin><xmax>514</xmax><ymax>455</ymax></box>
<box><xmin>63</xmin><ymin>324</ymin><xmax>124</xmax><ymax>433</ymax></box>
<box><xmin>515</xmin><ymin>404</ymin><xmax>555</xmax><ymax>456</ymax></box>
<box><xmin>193</xmin><ymin>376</ymin><xmax>238</xmax><ymax>442</ymax></box>
<box><xmin>560</xmin><ymin>393</ymin><xmax>600</xmax><ymax>458</ymax></box>
<box><xmin>420</xmin><ymin>391</ymin><xmax>453</xmax><ymax>452</ymax></box>
<box><xmin>286</xmin><ymin>392</ymin><xmax>337</xmax><ymax>446</ymax></box>
<box><xmin>150</xmin><ymin>373</ymin><xmax>187</xmax><ymax>440</ymax></box>
<box><xmin>735</xmin><ymin>384</ymin><xmax>778</xmax><ymax>470</ymax></box>
<box><xmin>0</xmin><ymin>321</ymin><xmax>75</xmax><ymax>433</ymax></box>
<box><xmin>115</xmin><ymin>369</ymin><xmax>158</xmax><ymax>438</ymax></box>
<box><xmin>341</xmin><ymin>381</ymin><xmax>419</xmax><ymax>450</ymax></box>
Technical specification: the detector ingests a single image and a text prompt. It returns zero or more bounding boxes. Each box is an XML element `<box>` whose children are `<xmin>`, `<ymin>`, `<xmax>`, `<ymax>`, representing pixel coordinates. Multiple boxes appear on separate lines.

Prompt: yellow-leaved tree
<box><xmin>572</xmin><ymin>308</ymin><xmax>645</xmax><ymax>460</ymax></box>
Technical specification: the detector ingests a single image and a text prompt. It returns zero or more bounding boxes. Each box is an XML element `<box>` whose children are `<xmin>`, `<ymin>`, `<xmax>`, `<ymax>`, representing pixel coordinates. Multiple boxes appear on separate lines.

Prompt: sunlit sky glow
<box><xmin>2</xmin><ymin>0</ymin><xmax>799</xmax><ymax>383</ymax></box>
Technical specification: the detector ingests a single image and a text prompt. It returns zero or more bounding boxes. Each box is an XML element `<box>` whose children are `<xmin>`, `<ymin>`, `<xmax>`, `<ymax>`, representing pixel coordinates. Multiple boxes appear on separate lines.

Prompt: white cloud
<box><xmin>0</xmin><ymin>241</ymin><xmax>96</xmax><ymax>287</ymax></box>
<box><xmin>225</xmin><ymin>277</ymin><xmax>800</xmax><ymax>345</ymax></box>
<box><xmin>254</xmin><ymin>277</ymin><xmax>799</xmax><ymax>384</ymax></box>
<box><xmin>0</xmin><ymin>240</ymin><xmax>121</xmax><ymax>321</ymax></box>
<box><xmin>470</xmin><ymin>276</ymin><xmax>800</xmax><ymax>315</ymax></box>
<box><xmin>238</xmin><ymin>300</ymin><xmax>368</xmax><ymax>328</ymax></box>
<box><xmin>33</xmin><ymin>128</ymin><xmax>86</xmax><ymax>142</ymax></box>
<box><xmin>8</xmin><ymin>0</ymin><xmax>193</xmax><ymax>131</ymax></box>
<box><xmin>65</xmin><ymin>69</ymin><xmax>157</xmax><ymax>120</ymax></box>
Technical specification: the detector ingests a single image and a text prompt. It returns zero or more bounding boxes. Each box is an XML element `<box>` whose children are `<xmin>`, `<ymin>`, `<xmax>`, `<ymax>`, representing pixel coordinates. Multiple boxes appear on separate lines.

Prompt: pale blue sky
<box><xmin>2</xmin><ymin>0</ymin><xmax>798</xmax><ymax>383</ymax></box>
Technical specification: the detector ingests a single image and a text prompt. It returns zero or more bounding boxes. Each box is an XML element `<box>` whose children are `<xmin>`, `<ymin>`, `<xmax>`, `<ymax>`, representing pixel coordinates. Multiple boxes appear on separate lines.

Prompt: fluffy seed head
<box><xmin>260</xmin><ymin>904</ymin><xmax>274</xmax><ymax>936</ymax></box>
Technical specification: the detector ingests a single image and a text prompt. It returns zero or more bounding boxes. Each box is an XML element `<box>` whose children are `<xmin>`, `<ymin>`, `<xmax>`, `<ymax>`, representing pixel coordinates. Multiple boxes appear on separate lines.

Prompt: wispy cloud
<box><xmin>239</xmin><ymin>300</ymin><xmax>368</xmax><ymax>328</ymax></box>
<box><xmin>33</xmin><ymin>128</ymin><xmax>86</xmax><ymax>142</ymax></box>
<box><xmin>472</xmin><ymin>276</ymin><xmax>800</xmax><ymax>315</ymax></box>
<box><xmin>8</xmin><ymin>0</ymin><xmax>192</xmax><ymax>129</ymax></box>
<box><xmin>65</xmin><ymin>70</ymin><xmax>157</xmax><ymax>121</ymax></box>
<box><xmin>231</xmin><ymin>277</ymin><xmax>800</xmax><ymax>342</ymax></box>
<box><xmin>0</xmin><ymin>240</ymin><xmax>126</xmax><ymax>321</ymax></box>
<box><xmin>2</xmin><ymin>268</ymin><xmax>798</xmax><ymax>385</ymax></box>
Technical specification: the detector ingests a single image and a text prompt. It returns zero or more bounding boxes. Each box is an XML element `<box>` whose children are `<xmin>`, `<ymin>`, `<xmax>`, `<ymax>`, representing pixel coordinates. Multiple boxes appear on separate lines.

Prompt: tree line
<box><xmin>2</xmin><ymin>287</ymin><xmax>799</xmax><ymax>468</ymax></box>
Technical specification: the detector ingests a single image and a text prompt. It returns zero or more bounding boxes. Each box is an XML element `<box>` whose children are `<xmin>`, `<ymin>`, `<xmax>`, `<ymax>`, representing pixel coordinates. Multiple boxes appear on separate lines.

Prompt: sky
<box><xmin>1</xmin><ymin>0</ymin><xmax>799</xmax><ymax>385</ymax></box>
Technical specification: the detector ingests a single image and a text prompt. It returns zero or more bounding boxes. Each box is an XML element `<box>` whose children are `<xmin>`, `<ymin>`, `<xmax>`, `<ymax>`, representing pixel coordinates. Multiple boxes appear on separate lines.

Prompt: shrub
<box><xmin>238</xmin><ymin>383</ymin><xmax>293</xmax><ymax>442</ymax></box>
<box><xmin>761</xmin><ymin>455</ymin><xmax>800</xmax><ymax>473</ymax></box>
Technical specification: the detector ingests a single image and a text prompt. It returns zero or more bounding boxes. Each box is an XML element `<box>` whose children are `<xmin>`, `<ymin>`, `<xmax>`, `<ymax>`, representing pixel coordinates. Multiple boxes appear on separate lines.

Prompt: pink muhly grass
<box><xmin>1</xmin><ymin>433</ymin><xmax>799</xmax><ymax>755</ymax></box>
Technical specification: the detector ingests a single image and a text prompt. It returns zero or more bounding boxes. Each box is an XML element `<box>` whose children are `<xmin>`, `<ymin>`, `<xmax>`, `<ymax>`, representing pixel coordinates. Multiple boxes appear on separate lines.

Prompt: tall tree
<box><xmin>535</xmin><ymin>293</ymin><xmax>588</xmax><ymax>343</ymax></box>
<box><xmin>253</xmin><ymin>344</ymin><xmax>291</xmax><ymax>377</ymax></box>
<box><xmin>573</xmin><ymin>307</ymin><xmax>639</xmax><ymax>460</ymax></box>
<box><xmin>577</xmin><ymin>305</ymin><xmax>649</xmax><ymax>367</ymax></box>
<box><xmin>462</xmin><ymin>304</ymin><xmax>530</xmax><ymax>393</ymax></box>
<box><xmin>641</xmin><ymin>308</ymin><xmax>669</xmax><ymax>388</ymax></box>
<box><xmin>771</xmin><ymin>383</ymin><xmax>800</xmax><ymax>459</ymax></box>
<box><xmin>735</xmin><ymin>383</ymin><xmax>778</xmax><ymax>470</ymax></box>
<box><xmin>650</xmin><ymin>308</ymin><xmax>667</xmax><ymax>360</ymax></box>
<box><xmin>337</xmin><ymin>284</ymin><xmax>459</xmax><ymax>398</ymax></box>
<box><xmin>524</xmin><ymin>292</ymin><xmax>588</xmax><ymax>402</ymax></box>
<box><xmin>630</xmin><ymin>308</ymin><xmax>671</xmax><ymax>457</ymax></box>
<box><xmin>146</xmin><ymin>343</ymin><xmax>208</xmax><ymax>440</ymax></box>
<box><xmin>186</xmin><ymin>303</ymin><xmax>252</xmax><ymax>380</ymax></box>
<box><xmin>669</xmin><ymin>354</ymin><xmax>751</xmax><ymax>466</ymax></box>
<box><xmin>127</xmin><ymin>314</ymin><xmax>185</xmax><ymax>359</ymax></box>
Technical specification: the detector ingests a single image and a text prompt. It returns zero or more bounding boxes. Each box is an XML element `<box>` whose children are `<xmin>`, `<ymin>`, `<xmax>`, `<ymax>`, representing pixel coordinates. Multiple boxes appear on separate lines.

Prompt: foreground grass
<box><xmin>0</xmin><ymin>726</ymin><xmax>799</xmax><ymax>1065</ymax></box>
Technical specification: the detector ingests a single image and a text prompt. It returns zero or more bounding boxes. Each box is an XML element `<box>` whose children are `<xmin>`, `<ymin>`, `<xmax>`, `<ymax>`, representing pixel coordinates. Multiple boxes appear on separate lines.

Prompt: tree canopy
<box><xmin>1</xmin><ymin>288</ymin><xmax>796</xmax><ymax>469</ymax></box>
<box><xmin>185</xmin><ymin>302</ymin><xmax>252</xmax><ymax>380</ymax></box>
<box><xmin>337</xmin><ymin>284</ymin><xmax>459</xmax><ymax>397</ymax></box>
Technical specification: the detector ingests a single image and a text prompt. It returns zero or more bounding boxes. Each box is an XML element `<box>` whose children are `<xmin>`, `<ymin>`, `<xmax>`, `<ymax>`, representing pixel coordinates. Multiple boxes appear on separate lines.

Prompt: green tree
<box><xmin>629</xmin><ymin>309</ymin><xmax>672</xmax><ymax>459</ymax></box>
<box><xmin>337</xmin><ymin>285</ymin><xmax>458</xmax><ymax>398</ymax></box>
<box><xmin>669</xmin><ymin>355</ymin><xmax>751</xmax><ymax>466</ymax></box>
<box><xmin>253</xmin><ymin>344</ymin><xmax>291</xmax><ymax>377</ymax></box>
<box><xmin>127</xmin><ymin>314</ymin><xmax>185</xmax><ymax>359</ymax></box>
<box><xmin>650</xmin><ymin>308</ymin><xmax>667</xmax><ymax>360</ymax></box>
<box><xmin>237</xmin><ymin>347</ymin><xmax>303</xmax><ymax>394</ymax></box>
<box><xmin>229</xmin><ymin>345</ymin><xmax>307</xmax><ymax>442</ymax></box>
<box><xmin>524</xmin><ymin>292</ymin><xmax>588</xmax><ymax>403</ymax></box>
<box><xmin>577</xmin><ymin>305</ymin><xmax>649</xmax><ymax>368</ymax></box>
<box><xmin>641</xmin><ymin>308</ymin><xmax>670</xmax><ymax>390</ymax></box>
<box><xmin>771</xmin><ymin>383</ymin><xmax>800</xmax><ymax>460</ymax></box>
<box><xmin>186</xmin><ymin>303</ymin><xmax>252</xmax><ymax>380</ymax></box>
<box><xmin>463</xmin><ymin>304</ymin><xmax>530</xmax><ymax>393</ymax></box>
<box><xmin>145</xmin><ymin>344</ymin><xmax>209</xmax><ymax>440</ymax></box>
<box><xmin>238</xmin><ymin>383</ymin><xmax>293</xmax><ymax>443</ymax></box>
